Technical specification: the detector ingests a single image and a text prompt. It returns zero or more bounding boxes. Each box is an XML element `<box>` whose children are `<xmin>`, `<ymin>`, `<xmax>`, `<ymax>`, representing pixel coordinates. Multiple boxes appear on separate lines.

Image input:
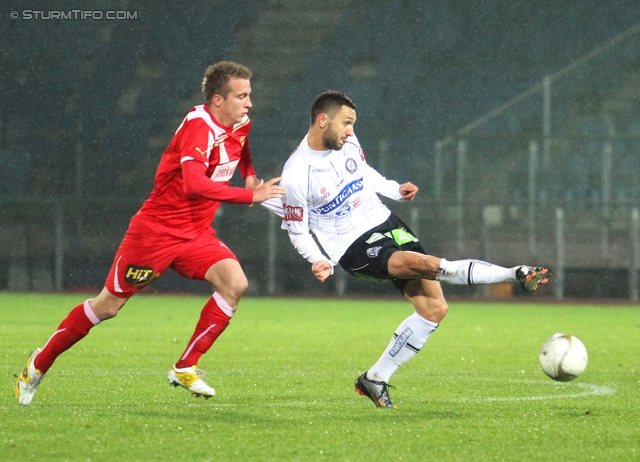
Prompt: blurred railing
<box><xmin>1</xmin><ymin>194</ymin><xmax>638</xmax><ymax>299</ymax></box>
<box><xmin>423</xmin><ymin>23</ymin><xmax>640</xmax><ymax>300</ymax></box>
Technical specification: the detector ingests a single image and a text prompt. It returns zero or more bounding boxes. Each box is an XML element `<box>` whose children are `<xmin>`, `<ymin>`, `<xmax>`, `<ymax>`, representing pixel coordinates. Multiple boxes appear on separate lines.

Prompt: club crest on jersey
<box><xmin>345</xmin><ymin>158</ymin><xmax>357</xmax><ymax>174</ymax></box>
<box><xmin>124</xmin><ymin>265</ymin><xmax>160</xmax><ymax>287</ymax></box>
<box><xmin>283</xmin><ymin>204</ymin><xmax>303</xmax><ymax>221</ymax></box>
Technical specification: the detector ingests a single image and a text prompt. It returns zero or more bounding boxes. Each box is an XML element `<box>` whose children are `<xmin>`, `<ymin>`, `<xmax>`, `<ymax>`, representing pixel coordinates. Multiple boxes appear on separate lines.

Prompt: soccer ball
<box><xmin>539</xmin><ymin>333</ymin><xmax>588</xmax><ymax>381</ymax></box>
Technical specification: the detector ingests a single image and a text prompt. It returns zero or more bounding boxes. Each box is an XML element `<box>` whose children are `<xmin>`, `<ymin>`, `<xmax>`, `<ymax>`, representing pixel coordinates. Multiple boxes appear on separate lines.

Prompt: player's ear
<box><xmin>317</xmin><ymin>113</ymin><xmax>328</xmax><ymax>129</ymax></box>
<box><xmin>210</xmin><ymin>94</ymin><xmax>224</xmax><ymax>108</ymax></box>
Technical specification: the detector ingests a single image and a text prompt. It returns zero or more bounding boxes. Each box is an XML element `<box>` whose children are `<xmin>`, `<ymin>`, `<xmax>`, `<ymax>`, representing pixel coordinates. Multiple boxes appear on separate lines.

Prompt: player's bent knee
<box><xmin>422</xmin><ymin>297</ymin><xmax>448</xmax><ymax>323</ymax></box>
<box><xmin>435</xmin><ymin>298</ymin><xmax>449</xmax><ymax>319</ymax></box>
<box><xmin>88</xmin><ymin>288</ymin><xmax>128</xmax><ymax>321</ymax></box>
<box><xmin>101</xmin><ymin>306</ymin><xmax>120</xmax><ymax>320</ymax></box>
<box><xmin>90</xmin><ymin>298</ymin><xmax>125</xmax><ymax>321</ymax></box>
<box><xmin>228</xmin><ymin>275</ymin><xmax>249</xmax><ymax>298</ymax></box>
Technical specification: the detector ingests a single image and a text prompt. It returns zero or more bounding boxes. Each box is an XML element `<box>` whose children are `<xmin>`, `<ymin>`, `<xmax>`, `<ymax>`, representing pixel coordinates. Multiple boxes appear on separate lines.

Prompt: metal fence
<box><xmin>426</xmin><ymin>24</ymin><xmax>640</xmax><ymax>300</ymax></box>
<box><xmin>3</xmin><ymin>16</ymin><xmax>640</xmax><ymax>299</ymax></box>
<box><xmin>1</xmin><ymin>193</ymin><xmax>638</xmax><ymax>299</ymax></box>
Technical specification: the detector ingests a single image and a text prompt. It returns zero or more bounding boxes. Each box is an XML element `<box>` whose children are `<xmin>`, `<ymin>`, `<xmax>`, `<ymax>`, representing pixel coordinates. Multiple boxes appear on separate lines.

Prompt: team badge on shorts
<box><xmin>366</xmin><ymin>246</ymin><xmax>382</xmax><ymax>258</ymax></box>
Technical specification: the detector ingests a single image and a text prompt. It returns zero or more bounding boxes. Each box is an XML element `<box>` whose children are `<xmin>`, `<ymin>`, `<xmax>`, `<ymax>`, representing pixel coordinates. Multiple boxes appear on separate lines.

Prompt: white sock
<box><xmin>367</xmin><ymin>313</ymin><xmax>439</xmax><ymax>383</ymax></box>
<box><xmin>437</xmin><ymin>258</ymin><xmax>517</xmax><ymax>285</ymax></box>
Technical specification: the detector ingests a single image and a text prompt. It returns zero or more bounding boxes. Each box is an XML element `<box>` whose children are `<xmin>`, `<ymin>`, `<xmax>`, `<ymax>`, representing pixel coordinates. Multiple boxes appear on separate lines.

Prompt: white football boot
<box><xmin>15</xmin><ymin>348</ymin><xmax>45</xmax><ymax>406</ymax></box>
<box><xmin>168</xmin><ymin>365</ymin><xmax>216</xmax><ymax>399</ymax></box>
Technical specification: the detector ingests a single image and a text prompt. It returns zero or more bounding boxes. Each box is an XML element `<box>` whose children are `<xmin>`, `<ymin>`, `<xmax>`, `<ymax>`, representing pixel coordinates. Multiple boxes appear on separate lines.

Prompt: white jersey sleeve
<box><xmin>260</xmin><ymin>198</ymin><xmax>284</xmax><ymax>217</ymax></box>
<box><xmin>280</xmin><ymin>150</ymin><xmax>332</xmax><ymax>265</ymax></box>
<box><xmin>288</xmin><ymin>232</ymin><xmax>331</xmax><ymax>266</ymax></box>
<box><xmin>364</xmin><ymin>164</ymin><xmax>402</xmax><ymax>200</ymax></box>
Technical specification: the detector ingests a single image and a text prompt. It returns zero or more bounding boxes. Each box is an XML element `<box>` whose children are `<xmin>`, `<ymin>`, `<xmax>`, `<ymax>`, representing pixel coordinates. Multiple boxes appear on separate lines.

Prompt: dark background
<box><xmin>2</xmin><ymin>0</ymin><xmax>640</xmax><ymax>299</ymax></box>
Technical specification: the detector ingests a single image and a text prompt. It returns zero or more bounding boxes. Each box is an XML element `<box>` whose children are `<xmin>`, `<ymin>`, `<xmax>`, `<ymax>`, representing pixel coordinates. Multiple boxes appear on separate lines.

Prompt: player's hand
<box><xmin>312</xmin><ymin>260</ymin><xmax>332</xmax><ymax>282</ymax></box>
<box><xmin>252</xmin><ymin>177</ymin><xmax>286</xmax><ymax>203</ymax></box>
<box><xmin>399</xmin><ymin>182</ymin><xmax>418</xmax><ymax>201</ymax></box>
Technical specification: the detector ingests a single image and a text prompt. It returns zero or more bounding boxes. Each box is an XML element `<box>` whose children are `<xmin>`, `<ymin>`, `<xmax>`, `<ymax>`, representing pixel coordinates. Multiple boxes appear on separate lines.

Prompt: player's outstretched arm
<box><xmin>311</xmin><ymin>260</ymin><xmax>333</xmax><ymax>282</ymax></box>
<box><xmin>252</xmin><ymin>177</ymin><xmax>286</xmax><ymax>203</ymax></box>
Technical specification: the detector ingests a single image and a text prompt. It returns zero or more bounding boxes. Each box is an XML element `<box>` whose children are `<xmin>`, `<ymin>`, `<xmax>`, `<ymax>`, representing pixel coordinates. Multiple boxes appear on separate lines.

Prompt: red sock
<box><xmin>34</xmin><ymin>301</ymin><xmax>100</xmax><ymax>373</ymax></box>
<box><xmin>175</xmin><ymin>293</ymin><xmax>233</xmax><ymax>369</ymax></box>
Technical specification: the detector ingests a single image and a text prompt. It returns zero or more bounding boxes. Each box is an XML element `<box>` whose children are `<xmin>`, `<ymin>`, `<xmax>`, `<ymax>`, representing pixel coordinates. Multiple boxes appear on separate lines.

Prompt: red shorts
<box><xmin>104</xmin><ymin>218</ymin><xmax>237</xmax><ymax>298</ymax></box>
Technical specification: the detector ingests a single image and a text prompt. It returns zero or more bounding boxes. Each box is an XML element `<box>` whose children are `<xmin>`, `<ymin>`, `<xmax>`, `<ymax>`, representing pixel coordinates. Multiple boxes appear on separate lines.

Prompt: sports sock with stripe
<box><xmin>367</xmin><ymin>313</ymin><xmax>439</xmax><ymax>383</ymax></box>
<box><xmin>437</xmin><ymin>258</ymin><xmax>516</xmax><ymax>285</ymax></box>
<box><xmin>34</xmin><ymin>300</ymin><xmax>101</xmax><ymax>374</ymax></box>
<box><xmin>175</xmin><ymin>292</ymin><xmax>234</xmax><ymax>369</ymax></box>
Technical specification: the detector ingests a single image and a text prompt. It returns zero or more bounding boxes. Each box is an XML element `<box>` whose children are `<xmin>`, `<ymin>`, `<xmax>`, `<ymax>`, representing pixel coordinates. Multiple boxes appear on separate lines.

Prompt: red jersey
<box><xmin>134</xmin><ymin>104</ymin><xmax>256</xmax><ymax>239</ymax></box>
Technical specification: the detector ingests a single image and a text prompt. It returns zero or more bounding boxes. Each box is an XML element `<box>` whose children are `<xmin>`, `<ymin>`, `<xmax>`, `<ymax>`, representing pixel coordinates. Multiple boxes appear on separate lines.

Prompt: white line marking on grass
<box><xmin>485</xmin><ymin>383</ymin><xmax>616</xmax><ymax>402</ymax></box>
<box><xmin>438</xmin><ymin>382</ymin><xmax>616</xmax><ymax>403</ymax></box>
<box><xmin>208</xmin><ymin>401</ymin><xmax>321</xmax><ymax>408</ymax></box>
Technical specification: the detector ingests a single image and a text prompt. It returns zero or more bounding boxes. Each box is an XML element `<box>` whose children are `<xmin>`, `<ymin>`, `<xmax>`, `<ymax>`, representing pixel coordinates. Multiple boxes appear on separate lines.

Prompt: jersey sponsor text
<box><xmin>312</xmin><ymin>178</ymin><xmax>363</xmax><ymax>215</ymax></box>
<box><xmin>210</xmin><ymin>160</ymin><xmax>239</xmax><ymax>182</ymax></box>
<box><xmin>284</xmin><ymin>205</ymin><xmax>303</xmax><ymax>221</ymax></box>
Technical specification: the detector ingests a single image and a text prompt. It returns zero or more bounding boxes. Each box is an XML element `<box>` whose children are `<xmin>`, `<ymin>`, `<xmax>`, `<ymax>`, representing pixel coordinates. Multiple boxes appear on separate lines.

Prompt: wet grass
<box><xmin>1</xmin><ymin>293</ymin><xmax>639</xmax><ymax>461</ymax></box>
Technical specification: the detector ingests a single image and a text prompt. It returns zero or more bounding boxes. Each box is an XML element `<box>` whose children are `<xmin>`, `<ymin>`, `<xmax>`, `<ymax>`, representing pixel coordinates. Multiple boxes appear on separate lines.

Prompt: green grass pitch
<box><xmin>1</xmin><ymin>292</ymin><xmax>639</xmax><ymax>461</ymax></box>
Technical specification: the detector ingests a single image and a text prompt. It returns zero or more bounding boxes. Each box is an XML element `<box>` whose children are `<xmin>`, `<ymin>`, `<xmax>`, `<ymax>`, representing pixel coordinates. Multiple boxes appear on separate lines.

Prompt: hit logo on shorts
<box><xmin>124</xmin><ymin>265</ymin><xmax>159</xmax><ymax>287</ymax></box>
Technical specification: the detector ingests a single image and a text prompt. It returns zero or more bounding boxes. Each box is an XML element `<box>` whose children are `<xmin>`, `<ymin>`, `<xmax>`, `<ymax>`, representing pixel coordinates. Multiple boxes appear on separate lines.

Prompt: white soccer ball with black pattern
<box><xmin>539</xmin><ymin>333</ymin><xmax>588</xmax><ymax>381</ymax></box>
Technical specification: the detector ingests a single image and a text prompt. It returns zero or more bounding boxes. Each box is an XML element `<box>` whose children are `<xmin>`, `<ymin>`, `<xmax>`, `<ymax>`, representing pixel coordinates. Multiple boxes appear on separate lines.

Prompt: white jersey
<box><xmin>280</xmin><ymin>134</ymin><xmax>402</xmax><ymax>265</ymax></box>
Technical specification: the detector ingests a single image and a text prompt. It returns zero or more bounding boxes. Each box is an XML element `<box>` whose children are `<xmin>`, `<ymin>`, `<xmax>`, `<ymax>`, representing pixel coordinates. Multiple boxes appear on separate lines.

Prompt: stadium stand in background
<box><xmin>2</xmin><ymin>0</ymin><xmax>640</xmax><ymax>299</ymax></box>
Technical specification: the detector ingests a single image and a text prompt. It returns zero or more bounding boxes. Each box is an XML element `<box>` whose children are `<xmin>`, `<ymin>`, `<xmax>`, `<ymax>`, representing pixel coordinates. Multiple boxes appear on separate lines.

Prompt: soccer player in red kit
<box><xmin>15</xmin><ymin>61</ymin><xmax>286</xmax><ymax>405</ymax></box>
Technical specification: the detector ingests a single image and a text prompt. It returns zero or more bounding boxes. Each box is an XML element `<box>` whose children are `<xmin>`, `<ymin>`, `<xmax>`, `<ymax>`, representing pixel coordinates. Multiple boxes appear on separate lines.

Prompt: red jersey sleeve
<box><xmin>238</xmin><ymin>138</ymin><xmax>256</xmax><ymax>179</ymax></box>
<box><xmin>181</xmin><ymin>160</ymin><xmax>253</xmax><ymax>204</ymax></box>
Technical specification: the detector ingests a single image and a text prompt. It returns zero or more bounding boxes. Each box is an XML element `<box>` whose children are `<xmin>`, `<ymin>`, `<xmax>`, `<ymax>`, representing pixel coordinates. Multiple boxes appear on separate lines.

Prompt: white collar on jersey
<box><xmin>303</xmin><ymin>134</ymin><xmax>332</xmax><ymax>158</ymax></box>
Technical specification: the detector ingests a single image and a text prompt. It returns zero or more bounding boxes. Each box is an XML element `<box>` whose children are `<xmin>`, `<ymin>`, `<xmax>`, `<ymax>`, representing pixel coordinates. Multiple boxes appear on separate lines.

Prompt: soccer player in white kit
<box><xmin>278</xmin><ymin>90</ymin><xmax>550</xmax><ymax>408</ymax></box>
